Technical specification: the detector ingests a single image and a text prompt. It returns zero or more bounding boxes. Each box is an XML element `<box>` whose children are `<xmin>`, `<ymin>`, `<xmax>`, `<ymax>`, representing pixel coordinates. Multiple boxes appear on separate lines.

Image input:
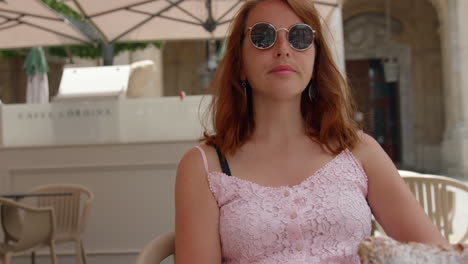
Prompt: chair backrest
<box><xmin>1</xmin><ymin>199</ymin><xmax>22</xmax><ymax>242</ymax></box>
<box><xmin>0</xmin><ymin>197</ymin><xmax>55</xmax><ymax>252</ymax></box>
<box><xmin>29</xmin><ymin>183</ymin><xmax>94</xmax><ymax>241</ymax></box>
<box><xmin>402</xmin><ymin>174</ymin><xmax>468</xmax><ymax>243</ymax></box>
<box><xmin>136</xmin><ymin>231</ymin><xmax>175</xmax><ymax>264</ymax></box>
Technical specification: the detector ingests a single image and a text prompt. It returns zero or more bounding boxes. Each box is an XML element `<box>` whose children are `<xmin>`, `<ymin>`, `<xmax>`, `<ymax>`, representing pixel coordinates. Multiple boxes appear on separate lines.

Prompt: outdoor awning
<box><xmin>0</xmin><ymin>0</ymin><xmax>90</xmax><ymax>49</ymax></box>
<box><xmin>66</xmin><ymin>0</ymin><xmax>339</xmax><ymax>43</ymax></box>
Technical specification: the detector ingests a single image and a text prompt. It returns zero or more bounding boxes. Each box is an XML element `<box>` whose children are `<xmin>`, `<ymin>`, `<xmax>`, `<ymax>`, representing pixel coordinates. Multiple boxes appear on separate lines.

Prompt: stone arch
<box><xmin>342</xmin><ymin>0</ymin><xmax>445</xmax><ymax>26</ymax></box>
<box><xmin>342</xmin><ymin>5</ymin><xmax>430</xmax><ymax>46</ymax></box>
<box><xmin>426</xmin><ymin>0</ymin><xmax>446</xmax><ymax>26</ymax></box>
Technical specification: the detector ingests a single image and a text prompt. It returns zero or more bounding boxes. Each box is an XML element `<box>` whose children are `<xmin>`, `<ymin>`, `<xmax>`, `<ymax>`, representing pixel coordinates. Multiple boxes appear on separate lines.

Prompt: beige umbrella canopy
<box><xmin>0</xmin><ymin>0</ymin><xmax>91</xmax><ymax>49</ymax></box>
<box><xmin>66</xmin><ymin>0</ymin><xmax>339</xmax><ymax>43</ymax></box>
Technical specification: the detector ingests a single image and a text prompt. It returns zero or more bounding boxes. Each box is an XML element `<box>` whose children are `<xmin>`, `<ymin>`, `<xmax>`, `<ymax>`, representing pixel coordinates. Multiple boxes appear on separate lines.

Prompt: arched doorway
<box><xmin>344</xmin><ymin>13</ymin><xmax>407</xmax><ymax>163</ymax></box>
<box><xmin>343</xmin><ymin>0</ymin><xmax>444</xmax><ymax>172</ymax></box>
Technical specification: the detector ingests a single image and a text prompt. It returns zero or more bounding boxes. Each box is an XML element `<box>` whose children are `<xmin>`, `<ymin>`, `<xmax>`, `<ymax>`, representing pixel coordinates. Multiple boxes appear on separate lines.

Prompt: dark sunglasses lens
<box><xmin>289</xmin><ymin>24</ymin><xmax>314</xmax><ymax>50</ymax></box>
<box><xmin>250</xmin><ymin>23</ymin><xmax>276</xmax><ymax>49</ymax></box>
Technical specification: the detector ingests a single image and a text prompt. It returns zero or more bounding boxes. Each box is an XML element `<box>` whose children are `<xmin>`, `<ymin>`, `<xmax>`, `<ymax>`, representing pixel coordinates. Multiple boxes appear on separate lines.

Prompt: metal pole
<box><xmin>203</xmin><ymin>0</ymin><xmax>216</xmax><ymax>32</ymax></box>
<box><xmin>102</xmin><ymin>43</ymin><xmax>114</xmax><ymax>66</ymax></box>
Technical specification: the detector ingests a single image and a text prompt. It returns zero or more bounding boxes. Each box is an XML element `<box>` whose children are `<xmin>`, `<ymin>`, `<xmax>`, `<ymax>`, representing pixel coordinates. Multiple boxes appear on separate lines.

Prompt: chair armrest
<box><xmin>13</xmin><ymin>206</ymin><xmax>56</xmax><ymax>251</ymax></box>
<box><xmin>136</xmin><ymin>231</ymin><xmax>175</xmax><ymax>264</ymax></box>
<box><xmin>0</xmin><ymin>198</ymin><xmax>55</xmax><ymax>251</ymax></box>
<box><xmin>79</xmin><ymin>193</ymin><xmax>94</xmax><ymax>234</ymax></box>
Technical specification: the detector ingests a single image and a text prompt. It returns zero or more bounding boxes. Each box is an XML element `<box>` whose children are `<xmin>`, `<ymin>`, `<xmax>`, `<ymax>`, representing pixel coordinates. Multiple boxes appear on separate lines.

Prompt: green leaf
<box><xmin>40</xmin><ymin>0</ymin><xmax>83</xmax><ymax>21</ymax></box>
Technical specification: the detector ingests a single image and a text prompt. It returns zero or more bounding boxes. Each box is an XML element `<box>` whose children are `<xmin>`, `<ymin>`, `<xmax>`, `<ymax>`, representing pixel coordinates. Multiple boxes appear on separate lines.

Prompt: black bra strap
<box><xmin>214</xmin><ymin>145</ymin><xmax>232</xmax><ymax>176</ymax></box>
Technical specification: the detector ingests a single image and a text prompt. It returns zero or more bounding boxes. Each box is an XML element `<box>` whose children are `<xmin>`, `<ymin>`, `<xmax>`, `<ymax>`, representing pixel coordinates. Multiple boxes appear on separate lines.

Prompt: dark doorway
<box><xmin>346</xmin><ymin>59</ymin><xmax>401</xmax><ymax>162</ymax></box>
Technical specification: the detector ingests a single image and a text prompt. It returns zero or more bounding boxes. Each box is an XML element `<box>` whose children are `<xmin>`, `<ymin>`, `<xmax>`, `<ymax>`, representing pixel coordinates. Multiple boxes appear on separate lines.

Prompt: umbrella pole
<box><xmin>102</xmin><ymin>43</ymin><xmax>115</xmax><ymax>66</ymax></box>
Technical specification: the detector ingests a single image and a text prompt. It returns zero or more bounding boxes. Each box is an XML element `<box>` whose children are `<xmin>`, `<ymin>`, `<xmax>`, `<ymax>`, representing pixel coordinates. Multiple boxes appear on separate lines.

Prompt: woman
<box><xmin>175</xmin><ymin>0</ymin><xmax>448</xmax><ymax>263</ymax></box>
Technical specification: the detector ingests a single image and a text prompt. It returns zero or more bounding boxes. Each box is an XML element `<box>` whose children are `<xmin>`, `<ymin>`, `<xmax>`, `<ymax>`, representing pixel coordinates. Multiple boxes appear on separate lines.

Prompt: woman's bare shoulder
<box><xmin>177</xmin><ymin>144</ymin><xmax>222</xmax><ymax>177</ymax></box>
<box><xmin>176</xmin><ymin>145</ymin><xmax>218</xmax><ymax>206</ymax></box>
<box><xmin>350</xmin><ymin>131</ymin><xmax>383</xmax><ymax>168</ymax></box>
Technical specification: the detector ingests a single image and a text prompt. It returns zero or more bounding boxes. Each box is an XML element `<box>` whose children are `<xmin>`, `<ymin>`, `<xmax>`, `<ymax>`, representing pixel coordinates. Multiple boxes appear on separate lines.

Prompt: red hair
<box><xmin>202</xmin><ymin>0</ymin><xmax>359</xmax><ymax>155</ymax></box>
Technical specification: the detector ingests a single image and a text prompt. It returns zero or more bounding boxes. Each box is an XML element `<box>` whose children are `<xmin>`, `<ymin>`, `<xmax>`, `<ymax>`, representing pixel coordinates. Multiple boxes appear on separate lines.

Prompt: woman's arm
<box><xmin>175</xmin><ymin>148</ymin><xmax>222</xmax><ymax>263</ymax></box>
<box><xmin>353</xmin><ymin>132</ymin><xmax>449</xmax><ymax>246</ymax></box>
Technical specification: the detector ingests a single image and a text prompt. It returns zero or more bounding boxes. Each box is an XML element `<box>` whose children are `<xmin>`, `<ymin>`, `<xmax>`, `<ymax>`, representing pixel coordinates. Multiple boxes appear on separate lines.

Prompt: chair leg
<box><xmin>31</xmin><ymin>251</ymin><xmax>35</xmax><ymax>264</ymax></box>
<box><xmin>3</xmin><ymin>252</ymin><xmax>11</xmax><ymax>264</ymax></box>
<box><xmin>50</xmin><ymin>241</ymin><xmax>58</xmax><ymax>264</ymax></box>
<box><xmin>75</xmin><ymin>240</ymin><xmax>83</xmax><ymax>264</ymax></box>
<box><xmin>80</xmin><ymin>240</ymin><xmax>88</xmax><ymax>264</ymax></box>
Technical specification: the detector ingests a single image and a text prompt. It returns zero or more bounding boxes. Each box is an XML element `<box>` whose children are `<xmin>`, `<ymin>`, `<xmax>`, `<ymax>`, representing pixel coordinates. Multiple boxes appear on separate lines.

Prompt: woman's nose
<box><xmin>274</xmin><ymin>29</ymin><xmax>290</xmax><ymax>58</ymax></box>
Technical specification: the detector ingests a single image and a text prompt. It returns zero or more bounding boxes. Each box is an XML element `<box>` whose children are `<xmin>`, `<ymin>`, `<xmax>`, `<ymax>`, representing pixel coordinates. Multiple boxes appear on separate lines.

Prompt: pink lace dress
<box><xmin>196</xmin><ymin>147</ymin><xmax>372</xmax><ymax>264</ymax></box>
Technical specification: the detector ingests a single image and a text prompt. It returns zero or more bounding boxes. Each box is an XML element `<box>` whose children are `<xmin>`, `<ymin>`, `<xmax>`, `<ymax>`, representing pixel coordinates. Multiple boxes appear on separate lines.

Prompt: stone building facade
<box><xmin>340</xmin><ymin>0</ymin><xmax>468</xmax><ymax>178</ymax></box>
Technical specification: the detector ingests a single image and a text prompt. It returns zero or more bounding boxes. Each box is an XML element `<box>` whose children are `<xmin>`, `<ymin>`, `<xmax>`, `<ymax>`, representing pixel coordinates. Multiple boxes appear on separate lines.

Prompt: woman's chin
<box><xmin>256</xmin><ymin>89</ymin><xmax>304</xmax><ymax>102</ymax></box>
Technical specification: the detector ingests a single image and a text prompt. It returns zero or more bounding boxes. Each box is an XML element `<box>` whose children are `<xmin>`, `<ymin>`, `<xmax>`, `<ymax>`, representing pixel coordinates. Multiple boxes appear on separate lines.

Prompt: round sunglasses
<box><xmin>247</xmin><ymin>22</ymin><xmax>316</xmax><ymax>51</ymax></box>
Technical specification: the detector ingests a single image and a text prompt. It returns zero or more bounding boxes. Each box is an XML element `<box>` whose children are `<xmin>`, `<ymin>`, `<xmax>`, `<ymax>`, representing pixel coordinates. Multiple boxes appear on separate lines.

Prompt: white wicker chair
<box><xmin>0</xmin><ymin>197</ymin><xmax>57</xmax><ymax>264</ymax></box>
<box><xmin>400</xmin><ymin>173</ymin><xmax>468</xmax><ymax>244</ymax></box>
<box><xmin>30</xmin><ymin>184</ymin><xmax>94</xmax><ymax>264</ymax></box>
<box><xmin>372</xmin><ymin>172</ymin><xmax>468</xmax><ymax>244</ymax></box>
<box><xmin>136</xmin><ymin>231</ymin><xmax>175</xmax><ymax>264</ymax></box>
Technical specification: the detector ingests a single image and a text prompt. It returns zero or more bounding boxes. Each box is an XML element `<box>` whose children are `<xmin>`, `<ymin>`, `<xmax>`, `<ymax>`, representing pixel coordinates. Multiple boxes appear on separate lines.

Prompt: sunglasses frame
<box><xmin>247</xmin><ymin>22</ymin><xmax>316</xmax><ymax>51</ymax></box>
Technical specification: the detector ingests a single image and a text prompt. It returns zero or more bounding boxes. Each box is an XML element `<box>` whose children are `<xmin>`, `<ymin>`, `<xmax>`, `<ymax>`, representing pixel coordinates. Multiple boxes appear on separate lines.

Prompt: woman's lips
<box><xmin>270</xmin><ymin>65</ymin><xmax>296</xmax><ymax>76</ymax></box>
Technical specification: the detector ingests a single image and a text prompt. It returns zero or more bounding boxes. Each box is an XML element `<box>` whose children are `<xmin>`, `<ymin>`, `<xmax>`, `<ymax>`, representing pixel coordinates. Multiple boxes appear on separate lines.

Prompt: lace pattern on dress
<box><xmin>196</xmin><ymin>147</ymin><xmax>372</xmax><ymax>264</ymax></box>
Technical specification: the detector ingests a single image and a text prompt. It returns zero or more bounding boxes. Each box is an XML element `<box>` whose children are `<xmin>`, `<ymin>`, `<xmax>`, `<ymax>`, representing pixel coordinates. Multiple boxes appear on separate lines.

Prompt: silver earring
<box><xmin>241</xmin><ymin>80</ymin><xmax>247</xmax><ymax>95</ymax></box>
<box><xmin>308</xmin><ymin>81</ymin><xmax>318</xmax><ymax>102</ymax></box>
